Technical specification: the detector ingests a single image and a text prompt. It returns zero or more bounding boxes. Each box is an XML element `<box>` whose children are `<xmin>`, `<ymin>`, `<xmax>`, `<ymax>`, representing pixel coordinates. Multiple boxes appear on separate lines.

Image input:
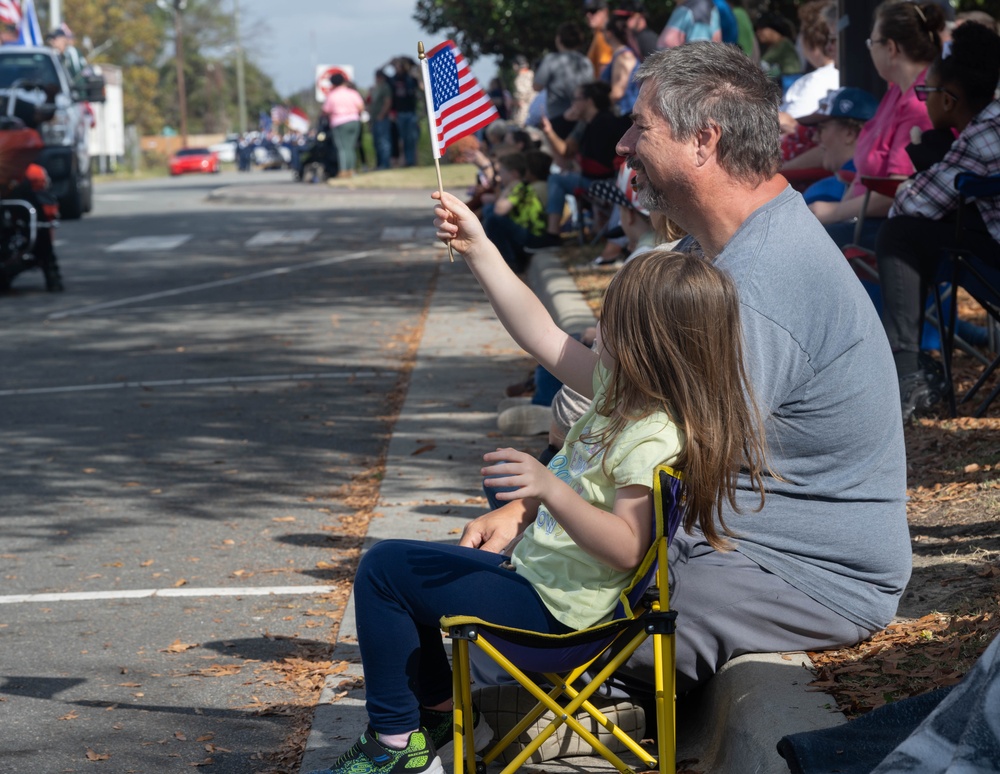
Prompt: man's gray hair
<box><xmin>635</xmin><ymin>43</ymin><xmax>782</xmax><ymax>185</ymax></box>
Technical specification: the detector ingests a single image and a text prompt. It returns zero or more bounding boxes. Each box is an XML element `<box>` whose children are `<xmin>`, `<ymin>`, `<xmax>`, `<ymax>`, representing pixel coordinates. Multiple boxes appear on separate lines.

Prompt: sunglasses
<box><xmin>914</xmin><ymin>84</ymin><xmax>958</xmax><ymax>102</ymax></box>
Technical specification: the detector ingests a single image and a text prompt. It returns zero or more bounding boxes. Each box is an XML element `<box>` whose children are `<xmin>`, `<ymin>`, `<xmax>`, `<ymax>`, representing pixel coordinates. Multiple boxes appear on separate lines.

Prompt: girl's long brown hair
<box><xmin>591</xmin><ymin>250</ymin><xmax>769</xmax><ymax>550</ymax></box>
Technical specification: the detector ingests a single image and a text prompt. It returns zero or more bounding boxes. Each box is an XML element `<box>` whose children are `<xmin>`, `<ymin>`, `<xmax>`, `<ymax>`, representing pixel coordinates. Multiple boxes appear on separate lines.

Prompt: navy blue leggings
<box><xmin>353</xmin><ymin>540</ymin><xmax>572</xmax><ymax>734</ymax></box>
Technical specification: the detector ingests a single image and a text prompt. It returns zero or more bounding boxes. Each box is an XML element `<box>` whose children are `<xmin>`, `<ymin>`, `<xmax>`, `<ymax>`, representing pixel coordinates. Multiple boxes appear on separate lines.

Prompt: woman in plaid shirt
<box><xmin>875</xmin><ymin>20</ymin><xmax>1000</xmax><ymax>421</ymax></box>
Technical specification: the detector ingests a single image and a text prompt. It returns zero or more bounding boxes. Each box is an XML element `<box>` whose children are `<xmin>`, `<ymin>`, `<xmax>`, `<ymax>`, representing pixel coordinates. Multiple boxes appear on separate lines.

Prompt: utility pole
<box><xmin>173</xmin><ymin>2</ymin><xmax>188</xmax><ymax>146</ymax></box>
<box><xmin>235</xmin><ymin>0</ymin><xmax>247</xmax><ymax>134</ymax></box>
<box><xmin>157</xmin><ymin>0</ymin><xmax>189</xmax><ymax>147</ymax></box>
<box><xmin>50</xmin><ymin>0</ymin><xmax>61</xmax><ymax>28</ymax></box>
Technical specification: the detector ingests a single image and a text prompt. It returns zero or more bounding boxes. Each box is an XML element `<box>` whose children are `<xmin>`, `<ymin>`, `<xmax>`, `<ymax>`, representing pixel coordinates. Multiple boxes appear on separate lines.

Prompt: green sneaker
<box><xmin>308</xmin><ymin>726</ymin><xmax>443</xmax><ymax>774</ymax></box>
<box><xmin>420</xmin><ymin>706</ymin><xmax>493</xmax><ymax>768</ymax></box>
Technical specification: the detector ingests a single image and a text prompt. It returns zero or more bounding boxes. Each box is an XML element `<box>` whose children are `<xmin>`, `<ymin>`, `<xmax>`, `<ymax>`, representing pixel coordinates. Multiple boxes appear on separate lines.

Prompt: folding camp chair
<box><xmin>933</xmin><ymin>172</ymin><xmax>1000</xmax><ymax>417</ymax></box>
<box><xmin>844</xmin><ymin>176</ymin><xmax>986</xmax><ymax>361</ymax></box>
<box><xmin>442</xmin><ymin>464</ymin><xmax>685</xmax><ymax>774</ymax></box>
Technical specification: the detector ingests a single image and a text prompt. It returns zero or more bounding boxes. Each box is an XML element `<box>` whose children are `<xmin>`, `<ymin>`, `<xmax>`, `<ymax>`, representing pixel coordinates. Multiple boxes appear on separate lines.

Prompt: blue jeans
<box><xmin>372</xmin><ymin>118</ymin><xmax>392</xmax><ymax>169</ymax></box>
<box><xmin>546</xmin><ymin>172</ymin><xmax>593</xmax><ymax>215</ymax></box>
<box><xmin>353</xmin><ymin>540</ymin><xmax>571</xmax><ymax>734</ymax></box>
<box><xmin>825</xmin><ymin>217</ymin><xmax>885</xmax><ymax>250</ymax></box>
<box><xmin>396</xmin><ymin>111</ymin><xmax>419</xmax><ymax>166</ymax></box>
<box><xmin>483</xmin><ymin>213</ymin><xmax>531</xmax><ymax>272</ymax></box>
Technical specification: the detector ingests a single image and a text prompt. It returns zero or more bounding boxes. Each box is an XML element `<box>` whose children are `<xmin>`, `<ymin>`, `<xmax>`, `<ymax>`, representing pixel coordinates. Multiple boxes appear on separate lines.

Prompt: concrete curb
<box><xmin>299</xmin><ymin>245</ymin><xmax>846</xmax><ymax>774</ymax></box>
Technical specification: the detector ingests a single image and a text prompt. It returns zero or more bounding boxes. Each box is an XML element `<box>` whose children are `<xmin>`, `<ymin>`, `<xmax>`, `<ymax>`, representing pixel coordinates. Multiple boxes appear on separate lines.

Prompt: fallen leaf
<box><xmin>272</xmin><ymin>516</ymin><xmax>296</xmax><ymax>522</ymax></box>
<box><xmin>412</xmin><ymin>443</ymin><xmax>436</xmax><ymax>456</ymax></box>
<box><xmin>173</xmin><ymin>578</ymin><xmax>187</xmax><ymax>587</ymax></box>
<box><xmin>59</xmin><ymin>711</ymin><xmax>79</xmax><ymax>721</ymax></box>
<box><xmin>85</xmin><ymin>748</ymin><xmax>110</xmax><ymax>761</ymax></box>
<box><xmin>162</xmin><ymin>639</ymin><xmax>198</xmax><ymax>654</ymax></box>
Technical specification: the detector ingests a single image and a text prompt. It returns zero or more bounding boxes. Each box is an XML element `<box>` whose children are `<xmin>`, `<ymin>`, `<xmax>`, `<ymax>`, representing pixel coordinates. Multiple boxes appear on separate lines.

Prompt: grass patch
<box><xmin>325</xmin><ymin>164</ymin><xmax>478</xmax><ymax>191</ymax></box>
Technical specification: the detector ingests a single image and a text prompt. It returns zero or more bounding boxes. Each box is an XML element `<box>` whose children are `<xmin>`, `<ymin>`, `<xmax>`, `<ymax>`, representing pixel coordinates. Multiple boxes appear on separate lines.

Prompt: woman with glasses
<box><xmin>875</xmin><ymin>20</ymin><xmax>1000</xmax><ymax>421</ymax></box>
<box><xmin>808</xmin><ymin>0</ymin><xmax>946</xmax><ymax>249</ymax></box>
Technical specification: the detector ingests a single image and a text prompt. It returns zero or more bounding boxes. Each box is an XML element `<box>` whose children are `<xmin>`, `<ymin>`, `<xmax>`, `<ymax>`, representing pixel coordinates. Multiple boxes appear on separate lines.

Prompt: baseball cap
<box><xmin>583</xmin><ymin>0</ymin><xmax>608</xmax><ymax>11</ymax></box>
<box><xmin>798</xmin><ymin>87</ymin><xmax>880</xmax><ymax>125</ymax></box>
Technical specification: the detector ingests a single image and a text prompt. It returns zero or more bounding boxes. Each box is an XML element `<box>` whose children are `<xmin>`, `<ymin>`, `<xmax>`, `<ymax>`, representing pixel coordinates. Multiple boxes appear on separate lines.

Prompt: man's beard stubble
<box><xmin>626</xmin><ymin>156</ymin><xmax>673</xmax><ymax>214</ymax></box>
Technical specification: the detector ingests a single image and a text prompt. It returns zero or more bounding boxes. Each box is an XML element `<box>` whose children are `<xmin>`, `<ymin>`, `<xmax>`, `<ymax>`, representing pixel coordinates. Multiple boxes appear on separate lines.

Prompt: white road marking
<box><xmin>0</xmin><ymin>586</ymin><xmax>338</xmax><ymax>605</ymax></box>
<box><xmin>246</xmin><ymin>229</ymin><xmax>319</xmax><ymax>247</ymax></box>
<box><xmin>380</xmin><ymin>226</ymin><xmax>439</xmax><ymax>241</ymax></box>
<box><xmin>0</xmin><ymin>370</ymin><xmax>381</xmax><ymax>397</ymax></box>
<box><xmin>48</xmin><ymin>249</ymin><xmax>376</xmax><ymax>320</ymax></box>
<box><xmin>106</xmin><ymin>235</ymin><xmax>192</xmax><ymax>252</ymax></box>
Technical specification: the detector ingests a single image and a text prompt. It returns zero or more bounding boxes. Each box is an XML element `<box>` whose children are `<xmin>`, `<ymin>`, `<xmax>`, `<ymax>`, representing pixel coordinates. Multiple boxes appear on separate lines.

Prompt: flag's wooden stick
<box><xmin>418</xmin><ymin>41</ymin><xmax>455</xmax><ymax>262</ymax></box>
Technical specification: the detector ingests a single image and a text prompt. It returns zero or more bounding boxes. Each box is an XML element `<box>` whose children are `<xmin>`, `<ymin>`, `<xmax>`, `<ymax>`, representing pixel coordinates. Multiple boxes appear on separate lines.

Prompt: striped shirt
<box><xmin>892</xmin><ymin>99</ymin><xmax>1000</xmax><ymax>242</ymax></box>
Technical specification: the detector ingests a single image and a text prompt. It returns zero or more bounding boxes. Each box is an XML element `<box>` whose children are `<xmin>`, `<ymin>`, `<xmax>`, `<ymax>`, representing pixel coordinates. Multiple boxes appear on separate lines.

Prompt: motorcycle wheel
<box><xmin>302</xmin><ymin>161</ymin><xmax>328</xmax><ymax>184</ymax></box>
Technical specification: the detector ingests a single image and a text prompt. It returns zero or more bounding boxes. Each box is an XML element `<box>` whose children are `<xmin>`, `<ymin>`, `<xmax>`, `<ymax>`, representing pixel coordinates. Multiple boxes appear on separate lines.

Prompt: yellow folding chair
<box><xmin>441</xmin><ymin>464</ymin><xmax>686</xmax><ymax>774</ymax></box>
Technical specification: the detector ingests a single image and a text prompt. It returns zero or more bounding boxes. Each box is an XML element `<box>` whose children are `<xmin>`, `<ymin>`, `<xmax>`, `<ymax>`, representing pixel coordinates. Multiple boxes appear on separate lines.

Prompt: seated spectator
<box><xmin>482</xmin><ymin>151</ymin><xmax>551</xmax><ymax>273</ymax></box>
<box><xmin>756</xmin><ymin>12</ymin><xmax>803</xmax><ymax>81</ymax></box>
<box><xmin>657</xmin><ymin>0</ymin><xmax>721</xmax><ymax>48</ymax></box>
<box><xmin>779</xmin><ymin>2</ymin><xmax>840</xmax><ymax>145</ymax></box>
<box><xmin>874</xmin><ymin>20</ymin><xmax>1000</xmax><ymax>421</ymax></box>
<box><xmin>808</xmin><ymin>0</ymin><xmax>946</xmax><ymax>249</ymax></box>
<box><xmin>796</xmin><ymin>87</ymin><xmax>880</xmax><ymax>205</ymax></box>
<box><xmin>534</xmin><ymin>81</ymin><xmax>629</xmax><ymax>248</ymax></box>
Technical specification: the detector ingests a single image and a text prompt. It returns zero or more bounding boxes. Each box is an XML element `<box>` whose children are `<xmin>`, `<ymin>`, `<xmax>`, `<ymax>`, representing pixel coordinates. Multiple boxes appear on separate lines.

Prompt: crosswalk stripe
<box><xmin>380</xmin><ymin>226</ymin><xmax>439</xmax><ymax>241</ymax></box>
<box><xmin>245</xmin><ymin>229</ymin><xmax>320</xmax><ymax>247</ymax></box>
<box><xmin>106</xmin><ymin>235</ymin><xmax>192</xmax><ymax>252</ymax></box>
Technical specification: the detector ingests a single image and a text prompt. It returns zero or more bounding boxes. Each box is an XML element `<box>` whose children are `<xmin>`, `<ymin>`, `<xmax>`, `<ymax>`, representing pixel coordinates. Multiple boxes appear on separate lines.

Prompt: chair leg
<box><xmin>653</xmin><ymin>630</ymin><xmax>676</xmax><ymax>774</ymax></box>
<box><xmin>933</xmin><ymin>280</ymin><xmax>959</xmax><ymax>417</ymax></box>
<box><xmin>452</xmin><ymin>639</ymin><xmax>476</xmax><ymax>774</ymax></box>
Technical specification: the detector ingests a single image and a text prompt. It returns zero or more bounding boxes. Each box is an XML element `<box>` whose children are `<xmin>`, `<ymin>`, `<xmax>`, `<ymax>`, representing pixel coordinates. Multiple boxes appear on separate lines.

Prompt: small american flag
<box><xmin>422</xmin><ymin>40</ymin><xmax>498</xmax><ymax>159</ymax></box>
<box><xmin>0</xmin><ymin>0</ymin><xmax>21</xmax><ymax>27</ymax></box>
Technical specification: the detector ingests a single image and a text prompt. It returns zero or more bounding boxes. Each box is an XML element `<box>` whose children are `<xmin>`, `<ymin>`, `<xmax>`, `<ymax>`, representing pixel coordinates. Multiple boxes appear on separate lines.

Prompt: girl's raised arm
<box><xmin>433</xmin><ymin>190</ymin><xmax>597</xmax><ymax>397</ymax></box>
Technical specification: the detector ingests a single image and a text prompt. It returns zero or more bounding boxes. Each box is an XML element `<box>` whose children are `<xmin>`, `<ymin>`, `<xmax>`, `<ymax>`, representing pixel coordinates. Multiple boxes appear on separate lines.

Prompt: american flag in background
<box><xmin>0</xmin><ymin>0</ymin><xmax>21</xmax><ymax>26</ymax></box>
<box><xmin>422</xmin><ymin>40</ymin><xmax>498</xmax><ymax>159</ymax></box>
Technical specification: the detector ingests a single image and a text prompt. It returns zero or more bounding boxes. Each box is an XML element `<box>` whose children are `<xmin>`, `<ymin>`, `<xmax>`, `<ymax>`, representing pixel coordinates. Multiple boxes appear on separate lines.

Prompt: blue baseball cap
<box><xmin>798</xmin><ymin>87</ymin><xmax>880</xmax><ymax>125</ymax></box>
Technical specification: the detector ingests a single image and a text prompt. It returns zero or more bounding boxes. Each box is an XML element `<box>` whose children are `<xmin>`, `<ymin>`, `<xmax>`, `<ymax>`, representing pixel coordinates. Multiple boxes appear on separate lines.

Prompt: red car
<box><xmin>169</xmin><ymin>147</ymin><xmax>220</xmax><ymax>176</ymax></box>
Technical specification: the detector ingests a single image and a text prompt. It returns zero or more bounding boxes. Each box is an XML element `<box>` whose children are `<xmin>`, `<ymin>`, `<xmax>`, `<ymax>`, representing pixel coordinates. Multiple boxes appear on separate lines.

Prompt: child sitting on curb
<box><xmin>482</xmin><ymin>151</ymin><xmax>551</xmax><ymax>273</ymax></box>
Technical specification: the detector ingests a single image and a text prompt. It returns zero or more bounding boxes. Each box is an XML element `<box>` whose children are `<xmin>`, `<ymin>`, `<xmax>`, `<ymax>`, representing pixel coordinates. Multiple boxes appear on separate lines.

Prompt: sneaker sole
<box><xmin>474</xmin><ymin>685</ymin><xmax>645</xmax><ymax>764</ymax></box>
<box><xmin>436</xmin><ymin>714</ymin><xmax>494</xmax><ymax>768</ymax></box>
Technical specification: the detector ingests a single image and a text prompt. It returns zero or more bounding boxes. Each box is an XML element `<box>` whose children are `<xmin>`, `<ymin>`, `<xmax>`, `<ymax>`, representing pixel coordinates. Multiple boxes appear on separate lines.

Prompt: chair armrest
<box><xmin>860</xmin><ymin>176</ymin><xmax>904</xmax><ymax>198</ymax></box>
<box><xmin>955</xmin><ymin>172</ymin><xmax>1000</xmax><ymax>199</ymax></box>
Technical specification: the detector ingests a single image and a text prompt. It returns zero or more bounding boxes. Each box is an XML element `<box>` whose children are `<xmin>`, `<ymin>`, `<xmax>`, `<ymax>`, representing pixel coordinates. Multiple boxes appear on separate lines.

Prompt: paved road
<box><xmin>0</xmin><ymin>172</ymin><xmax>445</xmax><ymax>773</ymax></box>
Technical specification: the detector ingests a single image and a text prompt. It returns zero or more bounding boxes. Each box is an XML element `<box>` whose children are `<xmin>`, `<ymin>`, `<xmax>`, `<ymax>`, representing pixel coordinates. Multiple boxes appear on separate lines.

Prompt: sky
<box><xmin>238</xmin><ymin>0</ymin><xmax>499</xmax><ymax>99</ymax></box>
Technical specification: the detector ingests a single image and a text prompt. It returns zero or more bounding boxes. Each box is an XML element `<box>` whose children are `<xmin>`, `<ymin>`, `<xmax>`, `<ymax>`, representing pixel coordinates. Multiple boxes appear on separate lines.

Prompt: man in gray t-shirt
<box><xmin>533</xmin><ymin>22</ymin><xmax>595</xmax><ymax>139</ymax></box>
<box><xmin>462</xmin><ymin>43</ymin><xmax>910</xmax><ymax>698</ymax></box>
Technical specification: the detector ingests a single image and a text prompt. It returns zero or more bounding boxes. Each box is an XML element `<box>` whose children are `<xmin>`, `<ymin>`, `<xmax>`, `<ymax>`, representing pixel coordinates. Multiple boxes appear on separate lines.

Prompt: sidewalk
<box><xmin>296</xmin><ymin>242</ymin><xmax>847</xmax><ymax>773</ymax></box>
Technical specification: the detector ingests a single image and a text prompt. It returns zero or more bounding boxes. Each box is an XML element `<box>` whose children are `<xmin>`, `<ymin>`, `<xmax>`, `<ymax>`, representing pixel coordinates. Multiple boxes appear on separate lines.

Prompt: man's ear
<box><xmin>694</xmin><ymin>123</ymin><xmax>722</xmax><ymax>166</ymax></box>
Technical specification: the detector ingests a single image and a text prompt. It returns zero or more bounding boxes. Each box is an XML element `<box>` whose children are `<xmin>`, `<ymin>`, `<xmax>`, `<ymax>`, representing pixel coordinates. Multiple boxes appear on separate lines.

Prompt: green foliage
<box><xmin>64</xmin><ymin>0</ymin><xmax>280</xmax><ymax>137</ymax></box>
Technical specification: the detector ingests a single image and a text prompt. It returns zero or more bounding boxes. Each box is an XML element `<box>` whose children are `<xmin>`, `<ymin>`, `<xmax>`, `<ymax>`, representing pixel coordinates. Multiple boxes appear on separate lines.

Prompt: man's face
<box><xmin>616</xmin><ymin>81</ymin><xmax>693</xmax><ymax>216</ymax></box>
<box><xmin>815</xmin><ymin>120</ymin><xmax>857</xmax><ymax>172</ymax></box>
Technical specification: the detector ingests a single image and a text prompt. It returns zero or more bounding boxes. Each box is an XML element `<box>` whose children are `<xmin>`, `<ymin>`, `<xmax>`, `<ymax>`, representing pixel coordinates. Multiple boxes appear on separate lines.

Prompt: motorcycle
<box><xmin>0</xmin><ymin>80</ymin><xmax>63</xmax><ymax>293</ymax></box>
<box><xmin>294</xmin><ymin>117</ymin><xmax>339</xmax><ymax>183</ymax></box>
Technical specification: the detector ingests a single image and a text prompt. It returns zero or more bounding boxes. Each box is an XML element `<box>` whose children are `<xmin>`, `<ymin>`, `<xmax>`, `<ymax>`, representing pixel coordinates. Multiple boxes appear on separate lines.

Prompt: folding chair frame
<box><xmin>933</xmin><ymin>172</ymin><xmax>1000</xmax><ymax>418</ymax></box>
<box><xmin>444</xmin><ymin>465</ymin><xmax>684</xmax><ymax>774</ymax></box>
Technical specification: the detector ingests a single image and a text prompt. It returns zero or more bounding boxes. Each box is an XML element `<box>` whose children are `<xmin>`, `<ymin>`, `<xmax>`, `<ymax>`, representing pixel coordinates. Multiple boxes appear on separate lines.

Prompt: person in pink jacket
<box><xmin>809</xmin><ymin>0</ymin><xmax>947</xmax><ymax>249</ymax></box>
<box><xmin>323</xmin><ymin>73</ymin><xmax>366</xmax><ymax>177</ymax></box>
